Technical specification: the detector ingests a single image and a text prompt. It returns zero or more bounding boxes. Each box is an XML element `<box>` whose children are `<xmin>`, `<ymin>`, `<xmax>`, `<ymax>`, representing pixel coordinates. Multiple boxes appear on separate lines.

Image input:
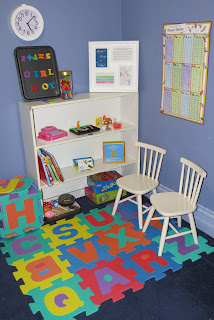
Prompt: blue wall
<box><xmin>1</xmin><ymin>0</ymin><xmax>214</xmax><ymax>214</ymax></box>
<box><xmin>0</xmin><ymin>0</ymin><xmax>121</xmax><ymax>180</ymax></box>
<box><xmin>122</xmin><ymin>0</ymin><xmax>214</xmax><ymax>211</ymax></box>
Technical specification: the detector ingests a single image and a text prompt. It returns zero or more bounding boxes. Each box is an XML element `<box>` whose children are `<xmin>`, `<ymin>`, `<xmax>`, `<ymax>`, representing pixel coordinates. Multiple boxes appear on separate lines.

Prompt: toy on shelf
<box><xmin>43</xmin><ymin>193</ymin><xmax>81</xmax><ymax>223</ymax></box>
<box><xmin>113</xmin><ymin>122</ymin><xmax>122</xmax><ymax>129</ymax></box>
<box><xmin>96</xmin><ymin>117</ymin><xmax>103</xmax><ymax>127</ymax></box>
<box><xmin>102</xmin><ymin>115</ymin><xmax>112</xmax><ymax>131</ymax></box>
<box><xmin>0</xmin><ymin>176</ymin><xmax>43</xmax><ymax>239</ymax></box>
<box><xmin>73</xmin><ymin>157</ymin><xmax>94</xmax><ymax>171</ymax></box>
<box><xmin>38</xmin><ymin>126</ymin><xmax>67</xmax><ymax>141</ymax></box>
<box><xmin>69</xmin><ymin>124</ymin><xmax>100</xmax><ymax>135</ymax></box>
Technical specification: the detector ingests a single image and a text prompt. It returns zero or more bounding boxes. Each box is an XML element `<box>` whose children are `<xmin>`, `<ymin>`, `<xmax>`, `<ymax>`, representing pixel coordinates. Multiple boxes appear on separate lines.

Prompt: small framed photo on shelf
<box><xmin>103</xmin><ymin>141</ymin><xmax>125</xmax><ymax>163</ymax></box>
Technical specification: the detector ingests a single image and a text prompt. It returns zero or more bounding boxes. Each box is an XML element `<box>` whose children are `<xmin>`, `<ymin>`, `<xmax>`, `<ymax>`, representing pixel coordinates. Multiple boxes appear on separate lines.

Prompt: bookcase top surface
<box><xmin>19</xmin><ymin>92</ymin><xmax>138</xmax><ymax>109</ymax></box>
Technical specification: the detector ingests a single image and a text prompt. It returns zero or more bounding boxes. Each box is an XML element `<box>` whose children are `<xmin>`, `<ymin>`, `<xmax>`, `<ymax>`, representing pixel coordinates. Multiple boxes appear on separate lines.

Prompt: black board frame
<box><xmin>14</xmin><ymin>46</ymin><xmax>61</xmax><ymax>101</ymax></box>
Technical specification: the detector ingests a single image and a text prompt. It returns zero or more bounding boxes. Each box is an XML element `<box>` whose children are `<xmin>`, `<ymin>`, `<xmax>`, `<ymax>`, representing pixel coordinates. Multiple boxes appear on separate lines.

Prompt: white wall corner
<box><xmin>156</xmin><ymin>184</ymin><xmax>214</xmax><ymax>239</ymax></box>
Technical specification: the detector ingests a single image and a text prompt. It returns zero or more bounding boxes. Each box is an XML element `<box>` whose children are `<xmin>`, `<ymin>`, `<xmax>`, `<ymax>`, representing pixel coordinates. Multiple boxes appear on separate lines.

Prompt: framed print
<box><xmin>103</xmin><ymin>141</ymin><xmax>125</xmax><ymax>163</ymax></box>
<box><xmin>89</xmin><ymin>41</ymin><xmax>139</xmax><ymax>92</ymax></box>
<box><xmin>160</xmin><ymin>22</ymin><xmax>212</xmax><ymax>124</ymax></box>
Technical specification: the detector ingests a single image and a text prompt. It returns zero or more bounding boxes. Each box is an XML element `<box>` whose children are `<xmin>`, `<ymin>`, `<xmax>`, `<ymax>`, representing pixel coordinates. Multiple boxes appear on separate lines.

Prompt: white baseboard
<box><xmin>157</xmin><ymin>184</ymin><xmax>214</xmax><ymax>239</ymax></box>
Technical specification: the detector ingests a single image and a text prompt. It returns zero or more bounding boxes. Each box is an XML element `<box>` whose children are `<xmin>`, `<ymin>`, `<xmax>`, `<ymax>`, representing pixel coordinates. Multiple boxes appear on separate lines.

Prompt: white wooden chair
<box><xmin>143</xmin><ymin>157</ymin><xmax>207</xmax><ymax>256</ymax></box>
<box><xmin>112</xmin><ymin>142</ymin><xmax>166</xmax><ymax>229</ymax></box>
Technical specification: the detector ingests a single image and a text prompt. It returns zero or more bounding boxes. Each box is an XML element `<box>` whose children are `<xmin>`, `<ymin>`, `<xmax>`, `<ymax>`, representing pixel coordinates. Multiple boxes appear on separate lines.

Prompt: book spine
<box><xmin>49</xmin><ymin>159</ymin><xmax>60</xmax><ymax>182</ymax></box>
<box><xmin>37</xmin><ymin>150</ymin><xmax>51</xmax><ymax>187</ymax></box>
<box><xmin>42</xmin><ymin>154</ymin><xmax>54</xmax><ymax>185</ymax></box>
<box><xmin>45</xmin><ymin>157</ymin><xmax>57</xmax><ymax>183</ymax></box>
<box><xmin>40</xmin><ymin>148</ymin><xmax>64</xmax><ymax>182</ymax></box>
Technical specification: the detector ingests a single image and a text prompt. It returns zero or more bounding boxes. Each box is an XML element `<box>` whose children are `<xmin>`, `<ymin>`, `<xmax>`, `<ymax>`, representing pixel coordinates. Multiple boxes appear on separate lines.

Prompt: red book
<box><xmin>37</xmin><ymin>152</ymin><xmax>51</xmax><ymax>187</ymax></box>
<box><xmin>40</xmin><ymin>148</ymin><xmax>64</xmax><ymax>182</ymax></box>
<box><xmin>42</xmin><ymin>155</ymin><xmax>54</xmax><ymax>185</ymax></box>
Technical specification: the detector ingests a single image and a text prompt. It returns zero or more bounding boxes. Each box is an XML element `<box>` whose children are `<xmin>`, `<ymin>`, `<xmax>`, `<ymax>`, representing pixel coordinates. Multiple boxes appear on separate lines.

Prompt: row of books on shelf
<box><xmin>38</xmin><ymin>148</ymin><xmax>64</xmax><ymax>187</ymax></box>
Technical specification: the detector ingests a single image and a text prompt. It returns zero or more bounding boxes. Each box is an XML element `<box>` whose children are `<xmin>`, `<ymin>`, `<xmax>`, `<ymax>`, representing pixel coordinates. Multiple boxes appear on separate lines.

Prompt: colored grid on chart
<box><xmin>161</xmin><ymin>22</ymin><xmax>211</xmax><ymax>124</ymax></box>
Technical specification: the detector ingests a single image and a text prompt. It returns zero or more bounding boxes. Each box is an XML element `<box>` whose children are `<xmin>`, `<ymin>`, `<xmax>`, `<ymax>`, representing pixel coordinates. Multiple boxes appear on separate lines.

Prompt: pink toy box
<box><xmin>87</xmin><ymin>171</ymin><xmax>122</xmax><ymax>194</ymax></box>
<box><xmin>0</xmin><ymin>176</ymin><xmax>43</xmax><ymax>239</ymax></box>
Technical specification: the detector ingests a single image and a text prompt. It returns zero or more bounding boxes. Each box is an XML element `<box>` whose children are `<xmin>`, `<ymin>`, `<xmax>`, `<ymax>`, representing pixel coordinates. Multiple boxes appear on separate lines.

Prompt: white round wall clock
<box><xmin>10</xmin><ymin>4</ymin><xmax>44</xmax><ymax>41</ymax></box>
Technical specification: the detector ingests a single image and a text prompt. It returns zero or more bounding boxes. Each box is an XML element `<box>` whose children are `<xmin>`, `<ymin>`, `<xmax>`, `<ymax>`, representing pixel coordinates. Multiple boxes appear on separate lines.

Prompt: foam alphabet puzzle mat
<box><xmin>0</xmin><ymin>201</ymin><xmax>214</xmax><ymax>319</ymax></box>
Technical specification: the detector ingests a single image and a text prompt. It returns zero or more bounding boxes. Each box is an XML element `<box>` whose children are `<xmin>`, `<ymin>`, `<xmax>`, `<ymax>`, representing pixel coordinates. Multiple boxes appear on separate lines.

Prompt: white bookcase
<box><xmin>19</xmin><ymin>92</ymin><xmax>138</xmax><ymax>201</ymax></box>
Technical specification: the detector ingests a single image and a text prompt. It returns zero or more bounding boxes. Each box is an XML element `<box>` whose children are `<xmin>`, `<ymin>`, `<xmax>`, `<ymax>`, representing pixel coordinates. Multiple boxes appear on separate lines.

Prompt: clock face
<box><xmin>11</xmin><ymin>5</ymin><xmax>44</xmax><ymax>41</ymax></box>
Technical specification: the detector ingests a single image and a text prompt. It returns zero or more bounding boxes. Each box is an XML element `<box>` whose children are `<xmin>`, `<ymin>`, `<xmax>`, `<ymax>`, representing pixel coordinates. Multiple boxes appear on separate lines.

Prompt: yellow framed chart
<box><xmin>161</xmin><ymin>22</ymin><xmax>212</xmax><ymax>124</ymax></box>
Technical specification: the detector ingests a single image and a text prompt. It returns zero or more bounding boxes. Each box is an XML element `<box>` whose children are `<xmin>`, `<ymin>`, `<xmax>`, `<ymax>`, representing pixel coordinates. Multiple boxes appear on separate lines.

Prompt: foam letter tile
<box><xmin>0</xmin><ymin>178</ymin><xmax>19</xmax><ymax>193</ymax></box>
<box><xmin>57</xmin><ymin>234</ymin><xmax>113</xmax><ymax>273</ymax></box>
<box><xmin>12</xmin><ymin>249</ymin><xmax>72</xmax><ymax>294</ymax></box>
<box><xmin>118</xmin><ymin>242</ymin><xmax>182</xmax><ymax>283</ymax></box>
<box><xmin>95</xmin><ymin>222</ymin><xmax>151</xmax><ymax>256</ymax></box>
<box><xmin>77</xmin><ymin>257</ymin><xmax>144</xmax><ymax>305</ymax></box>
<box><xmin>78</xmin><ymin>206</ymin><xmax>126</xmax><ymax>234</ymax></box>
<box><xmin>0</xmin><ymin>180</ymin><xmax>43</xmax><ymax>238</ymax></box>
<box><xmin>41</xmin><ymin>217</ymin><xmax>92</xmax><ymax>249</ymax></box>
<box><xmin>108</xmin><ymin>201</ymin><xmax>139</xmax><ymax>228</ymax></box>
<box><xmin>29</xmin><ymin>274</ymin><xmax>99</xmax><ymax>320</ymax></box>
<box><xmin>153</xmin><ymin>228</ymin><xmax>214</xmax><ymax>264</ymax></box>
<box><xmin>0</xmin><ymin>229</ymin><xmax>53</xmax><ymax>265</ymax></box>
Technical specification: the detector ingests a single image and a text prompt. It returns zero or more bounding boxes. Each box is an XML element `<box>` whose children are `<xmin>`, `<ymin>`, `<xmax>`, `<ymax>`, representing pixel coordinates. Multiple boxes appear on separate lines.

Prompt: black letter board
<box><xmin>14</xmin><ymin>46</ymin><xmax>61</xmax><ymax>100</ymax></box>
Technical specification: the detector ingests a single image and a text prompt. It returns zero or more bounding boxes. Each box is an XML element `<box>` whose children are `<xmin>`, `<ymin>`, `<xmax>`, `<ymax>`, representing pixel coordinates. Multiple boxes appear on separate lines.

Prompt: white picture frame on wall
<box><xmin>89</xmin><ymin>41</ymin><xmax>139</xmax><ymax>92</ymax></box>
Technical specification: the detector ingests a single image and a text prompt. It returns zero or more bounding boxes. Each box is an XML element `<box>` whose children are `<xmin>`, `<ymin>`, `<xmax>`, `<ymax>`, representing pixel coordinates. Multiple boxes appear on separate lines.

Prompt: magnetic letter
<box><xmin>48</xmin><ymin>82</ymin><xmax>55</xmax><ymax>89</ymax></box>
<box><xmin>38</xmin><ymin>54</ymin><xmax>45</xmax><ymax>59</ymax></box>
<box><xmin>42</xmin><ymin>83</ymin><xmax>49</xmax><ymax>90</ymax></box>
<box><xmin>33</xmin><ymin>71</ymin><xmax>39</xmax><ymax>78</ymax></box>
<box><xmin>48</xmin><ymin>69</ymin><xmax>54</xmax><ymax>75</ymax></box>
<box><xmin>24</xmin><ymin>71</ymin><xmax>31</xmax><ymax>78</ymax></box>
<box><xmin>32</xmin><ymin>84</ymin><xmax>39</xmax><ymax>91</ymax></box>
<box><xmin>40</xmin><ymin>70</ymin><xmax>48</xmax><ymax>77</ymax></box>
<box><xmin>46</xmin><ymin>53</ymin><xmax>51</xmax><ymax>59</ymax></box>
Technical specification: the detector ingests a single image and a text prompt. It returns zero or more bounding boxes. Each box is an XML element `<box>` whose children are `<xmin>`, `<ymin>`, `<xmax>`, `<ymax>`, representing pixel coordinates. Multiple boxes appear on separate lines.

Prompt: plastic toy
<box><xmin>102</xmin><ymin>115</ymin><xmax>112</xmax><ymax>130</ymax></box>
<box><xmin>96</xmin><ymin>117</ymin><xmax>102</xmax><ymax>127</ymax></box>
<box><xmin>73</xmin><ymin>157</ymin><xmax>94</xmax><ymax>171</ymax></box>
<box><xmin>69</xmin><ymin>124</ymin><xmax>100</xmax><ymax>135</ymax></box>
<box><xmin>38</xmin><ymin>126</ymin><xmax>67</xmax><ymax>141</ymax></box>
<box><xmin>51</xmin><ymin>199</ymin><xmax>67</xmax><ymax>211</ymax></box>
<box><xmin>113</xmin><ymin>122</ymin><xmax>122</xmax><ymax>129</ymax></box>
<box><xmin>44</xmin><ymin>210</ymin><xmax>56</xmax><ymax>218</ymax></box>
<box><xmin>43</xmin><ymin>193</ymin><xmax>81</xmax><ymax>223</ymax></box>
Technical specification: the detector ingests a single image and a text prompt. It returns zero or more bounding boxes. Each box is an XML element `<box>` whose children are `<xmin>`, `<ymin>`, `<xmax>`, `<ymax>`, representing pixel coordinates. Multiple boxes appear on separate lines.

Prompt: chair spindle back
<box><xmin>179</xmin><ymin>157</ymin><xmax>207</xmax><ymax>205</ymax></box>
<box><xmin>136</xmin><ymin>142</ymin><xmax>166</xmax><ymax>180</ymax></box>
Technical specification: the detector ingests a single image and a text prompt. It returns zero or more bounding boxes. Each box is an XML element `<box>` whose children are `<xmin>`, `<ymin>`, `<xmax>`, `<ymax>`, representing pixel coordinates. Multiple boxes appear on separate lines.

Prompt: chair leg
<box><xmin>177</xmin><ymin>216</ymin><xmax>182</xmax><ymax>227</ymax></box>
<box><xmin>137</xmin><ymin>195</ymin><xmax>143</xmax><ymax>229</ymax></box>
<box><xmin>158</xmin><ymin>217</ymin><xmax>169</xmax><ymax>256</ymax></box>
<box><xmin>188</xmin><ymin>213</ymin><xmax>198</xmax><ymax>244</ymax></box>
<box><xmin>142</xmin><ymin>206</ymin><xmax>155</xmax><ymax>233</ymax></box>
<box><xmin>112</xmin><ymin>187</ymin><xmax>123</xmax><ymax>216</ymax></box>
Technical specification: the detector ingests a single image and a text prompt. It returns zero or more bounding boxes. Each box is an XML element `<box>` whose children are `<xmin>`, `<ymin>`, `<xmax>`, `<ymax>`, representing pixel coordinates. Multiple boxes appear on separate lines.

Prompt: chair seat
<box><xmin>150</xmin><ymin>192</ymin><xmax>197</xmax><ymax>216</ymax></box>
<box><xmin>117</xmin><ymin>174</ymin><xmax>159</xmax><ymax>195</ymax></box>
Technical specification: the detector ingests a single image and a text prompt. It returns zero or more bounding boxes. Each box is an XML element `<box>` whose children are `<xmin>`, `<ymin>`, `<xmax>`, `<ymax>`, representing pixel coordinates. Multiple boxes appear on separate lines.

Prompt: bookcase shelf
<box><xmin>19</xmin><ymin>92</ymin><xmax>138</xmax><ymax>201</ymax></box>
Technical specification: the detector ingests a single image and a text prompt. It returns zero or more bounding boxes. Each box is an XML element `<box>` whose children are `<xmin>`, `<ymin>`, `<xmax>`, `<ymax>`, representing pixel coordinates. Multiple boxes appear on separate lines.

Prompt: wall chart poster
<box><xmin>161</xmin><ymin>22</ymin><xmax>212</xmax><ymax>124</ymax></box>
<box><xmin>89</xmin><ymin>41</ymin><xmax>139</xmax><ymax>92</ymax></box>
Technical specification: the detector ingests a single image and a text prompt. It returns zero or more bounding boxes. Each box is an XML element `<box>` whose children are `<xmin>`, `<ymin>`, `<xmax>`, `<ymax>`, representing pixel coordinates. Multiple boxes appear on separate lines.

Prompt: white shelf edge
<box><xmin>35</xmin><ymin>122</ymin><xmax>136</xmax><ymax>149</ymax></box>
<box><xmin>20</xmin><ymin>92</ymin><xmax>138</xmax><ymax>110</ymax></box>
<box><xmin>40</xmin><ymin>157</ymin><xmax>136</xmax><ymax>189</ymax></box>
